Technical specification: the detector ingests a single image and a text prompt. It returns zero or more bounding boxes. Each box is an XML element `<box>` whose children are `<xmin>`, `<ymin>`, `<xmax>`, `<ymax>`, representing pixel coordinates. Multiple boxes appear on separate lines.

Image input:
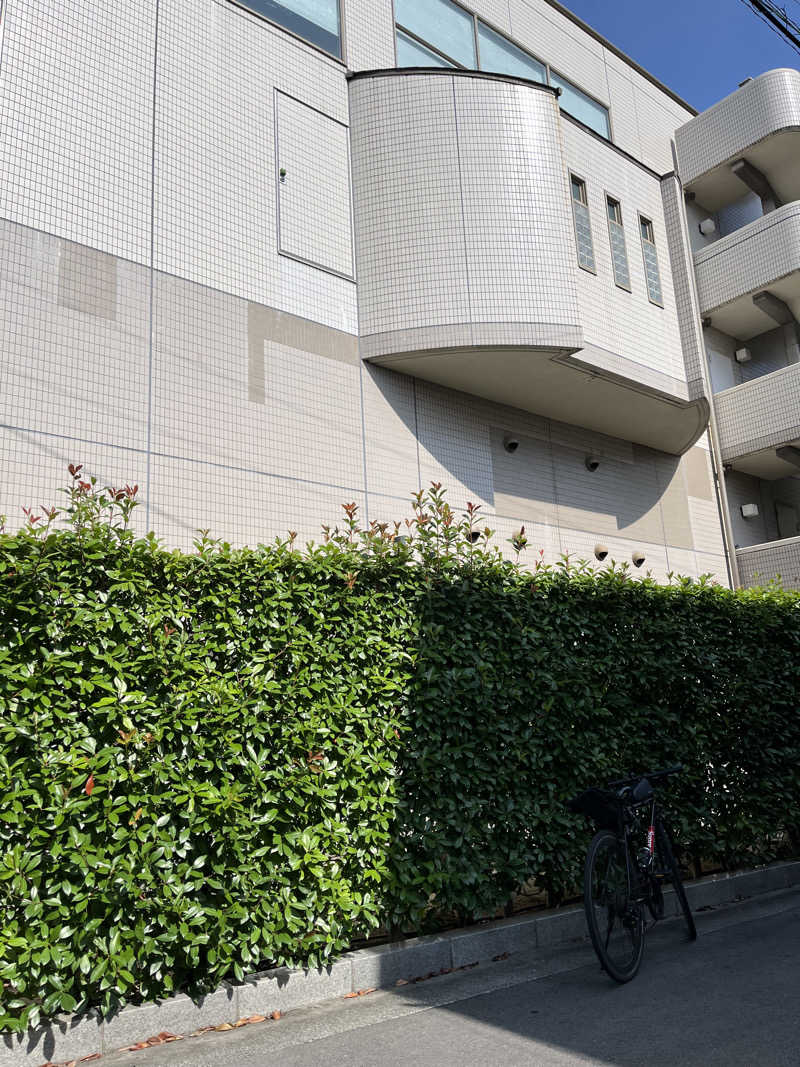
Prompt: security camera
<box><xmin>632</xmin><ymin>550</ymin><xmax>646</xmax><ymax>568</ymax></box>
<box><xmin>503</xmin><ymin>436</ymin><xmax>520</xmax><ymax>454</ymax></box>
<box><xmin>594</xmin><ymin>544</ymin><xmax>609</xmax><ymax>561</ymax></box>
<box><xmin>468</xmin><ymin>529</ymin><xmax>481</xmax><ymax>543</ymax></box>
<box><xmin>585</xmin><ymin>455</ymin><xmax>600</xmax><ymax>472</ymax></box>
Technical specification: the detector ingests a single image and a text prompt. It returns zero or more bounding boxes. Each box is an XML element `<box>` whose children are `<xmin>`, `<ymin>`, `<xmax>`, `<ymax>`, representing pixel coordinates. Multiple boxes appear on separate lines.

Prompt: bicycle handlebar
<box><xmin>605</xmin><ymin>764</ymin><xmax>683</xmax><ymax>789</ymax></box>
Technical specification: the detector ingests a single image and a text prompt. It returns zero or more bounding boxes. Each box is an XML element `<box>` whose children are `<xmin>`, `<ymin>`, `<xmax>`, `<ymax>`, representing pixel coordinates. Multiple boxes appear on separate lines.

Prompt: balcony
<box><xmin>676</xmin><ymin>69</ymin><xmax>800</xmax><ymax>212</ymax></box>
<box><xmin>737</xmin><ymin>536</ymin><xmax>800</xmax><ymax>590</ymax></box>
<box><xmin>348</xmin><ymin>68</ymin><xmax>708</xmax><ymax>456</ymax></box>
<box><xmin>714</xmin><ymin>362</ymin><xmax>800</xmax><ymax>479</ymax></box>
<box><xmin>694</xmin><ymin>201</ymin><xmax>800</xmax><ymax>338</ymax></box>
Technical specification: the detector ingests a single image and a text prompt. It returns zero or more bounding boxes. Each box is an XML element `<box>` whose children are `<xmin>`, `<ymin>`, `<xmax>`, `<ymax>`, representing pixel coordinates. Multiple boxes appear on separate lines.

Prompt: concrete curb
<box><xmin>5</xmin><ymin>860</ymin><xmax>800</xmax><ymax>1066</ymax></box>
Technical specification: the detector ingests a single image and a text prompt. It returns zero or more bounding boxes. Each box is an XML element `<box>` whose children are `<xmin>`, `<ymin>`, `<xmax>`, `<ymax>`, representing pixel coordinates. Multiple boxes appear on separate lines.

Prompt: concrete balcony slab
<box><xmin>677</xmin><ymin>69</ymin><xmax>800</xmax><ymax>211</ymax></box>
<box><xmin>736</xmin><ymin>535</ymin><xmax>800</xmax><ymax>589</ymax></box>
<box><xmin>694</xmin><ymin>201</ymin><xmax>800</xmax><ymax>339</ymax></box>
<box><xmin>714</xmin><ymin>361</ymin><xmax>800</xmax><ymax>475</ymax></box>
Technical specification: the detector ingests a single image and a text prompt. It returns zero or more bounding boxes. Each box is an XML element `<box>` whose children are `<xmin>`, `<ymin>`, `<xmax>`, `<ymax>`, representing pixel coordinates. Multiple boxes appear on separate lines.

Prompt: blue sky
<box><xmin>560</xmin><ymin>0</ymin><xmax>800</xmax><ymax>110</ymax></box>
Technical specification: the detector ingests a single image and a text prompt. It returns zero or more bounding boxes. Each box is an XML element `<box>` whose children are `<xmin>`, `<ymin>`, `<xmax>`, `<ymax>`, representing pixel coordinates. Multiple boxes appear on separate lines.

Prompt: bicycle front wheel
<box><xmin>584</xmin><ymin>830</ymin><xmax>644</xmax><ymax>983</ymax></box>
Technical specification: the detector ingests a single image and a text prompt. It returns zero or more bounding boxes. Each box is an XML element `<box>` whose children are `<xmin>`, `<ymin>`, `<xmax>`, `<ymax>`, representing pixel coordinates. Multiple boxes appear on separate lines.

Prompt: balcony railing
<box><xmin>737</xmin><ymin>535</ymin><xmax>800</xmax><ymax>590</ymax></box>
<box><xmin>676</xmin><ymin>68</ymin><xmax>800</xmax><ymax>212</ymax></box>
<box><xmin>694</xmin><ymin>201</ymin><xmax>800</xmax><ymax>339</ymax></box>
<box><xmin>714</xmin><ymin>362</ymin><xmax>800</xmax><ymax>478</ymax></box>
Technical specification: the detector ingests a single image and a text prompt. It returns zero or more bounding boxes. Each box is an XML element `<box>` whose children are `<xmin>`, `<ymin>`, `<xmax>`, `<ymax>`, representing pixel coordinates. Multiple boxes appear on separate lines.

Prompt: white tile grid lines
<box><xmin>350</xmin><ymin>73</ymin><xmax>579</xmax><ymax>344</ymax></box>
<box><xmin>737</xmin><ymin>537</ymin><xmax>800</xmax><ymax>589</ymax></box>
<box><xmin>506</xmin><ymin>0</ymin><xmax>692</xmax><ymax>172</ymax></box>
<box><xmin>0</xmin><ymin>220</ymin><xmax>364</xmax><ymax>549</ymax></box>
<box><xmin>688</xmin><ymin>497</ymin><xmax>727</xmax><ymax>561</ymax></box>
<box><xmin>360</xmin><ymin>364</ymin><xmax>422</xmax><ymax>503</ymax></box>
<box><xmin>0</xmin><ymin>219</ymin><xmax>151</xmax><ymax>535</ymax></box>
<box><xmin>694</xmin><ymin>202</ymin><xmax>800</xmax><ymax>315</ymax></box>
<box><xmin>154</xmin><ymin>0</ymin><xmax>356</xmax><ymax>327</ymax></box>
<box><xmin>0</xmin><ymin>0</ymin><xmax>154</xmax><ymax>262</ymax></box>
<box><xmin>350</xmin><ymin>74</ymin><xmax>471</xmax><ymax>337</ymax></box>
<box><xmin>562</xmin><ymin>125</ymin><xmax>688</xmax><ymax>389</ymax></box>
<box><xmin>275</xmin><ymin>91</ymin><xmax>353</xmax><ymax>278</ymax></box>
<box><xmin>739</xmin><ymin>325</ymin><xmax>793</xmax><ymax>384</ymax></box>
<box><xmin>0</xmin><ymin>211</ymin><xmax>728</xmax><ymax>571</ymax></box>
<box><xmin>465</xmin><ymin>0</ymin><xmax>513</xmax><ymax>34</ymax></box>
<box><xmin>341</xmin><ymin>0</ymin><xmax>396</xmax><ymax>71</ymax></box>
<box><xmin>149</xmin><ymin>278</ymin><xmax>364</xmax><ymax>487</ymax></box>
<box><xmin>150</xmin><ymin>451</ymin><xmax>367</xmax><ymax>550</ymax></box>
<box><xmin>0</xmin><ymin>425</ymin><xmax>151</xmax><ymax>540</ymax></box>
<box><xmin>717</xmin><ymin>192</ymin><xmax>762</xmax><ymax>238</ymax></box>
<box><xmin>714</xmin><ymin>362</ymin><xmax>800</xmax><ymax>461</ymax></box>
<box><xmin>660</xmin><ymin>175</ymin><xmax>706</xmax><ymax>396</ymax></box>
<box><xmin>725</xmin><ymin>469</ymin><xmax>771</xmax><ymax>547</ymax></box>
<box><xmin>676</xmin><ymin>68</ymin><xmax>800</xmax><ymax>185</ymax></box>
<box><xmin>601</xmin><ymin>53</ymin><xmax>643</xmax><ymax>162</ymax></box>
<box><xmin>761</xmin><ymin>478</ymin><xmax>800</xmax><ymax>543</ymax></box>
<box><xmin>0</xmin><ymin>0</ymin><xmax>725</xmax><ymax>578</ymax></box>
<box><xmin>415</xmin><ymin>381</ymin><xmax>496</xmax><ymax>513</ymax></box>
<box><xmin>454</xmin><ymin>77</ymin><xmax>579</xmax><ymax>327</ymax></box>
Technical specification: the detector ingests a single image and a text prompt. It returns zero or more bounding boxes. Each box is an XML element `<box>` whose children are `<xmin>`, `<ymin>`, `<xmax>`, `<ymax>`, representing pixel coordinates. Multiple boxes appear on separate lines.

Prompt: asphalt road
<box><xmin>103</xmin><ymin>888</ymin><xmax>800</xmax><ymax>1067</ymax></box>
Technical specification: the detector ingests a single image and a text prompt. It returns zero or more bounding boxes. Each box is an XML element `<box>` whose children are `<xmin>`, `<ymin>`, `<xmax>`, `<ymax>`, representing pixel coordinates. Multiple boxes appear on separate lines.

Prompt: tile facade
<box><xmin>0</xmin><ymin>0</ymin><xmax>795</xmax><ymax>590</ymax></box>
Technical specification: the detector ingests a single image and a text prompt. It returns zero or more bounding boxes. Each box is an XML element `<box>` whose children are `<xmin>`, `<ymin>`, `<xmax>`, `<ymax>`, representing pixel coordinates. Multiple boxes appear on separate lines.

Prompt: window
<box><xmin>569</xmin><ymin>176</ymin><xmax>595</xmax><ymax>272</ymax></box>
<box><xmin>391</xmin><ymin>5</ymin><xmax>614</xmax><ymax>143</ymax></box>
<box><xmin>606</xmin><ymin>196</ymin><xmax>631</xmax><ymax>290</ymax></box>
<box><xmin>396</xmin><ymin>30</ymin><xmax>454</xmax><ymax>67</ymax></box>
<box><xmin>395</xmin><ymin>0</ymin><xmax>476</xmax><ymax>67</ymax></box>
<box><xmin>477</xmin><ymin>22</ymin><xmax>546</xmax><ymax>82</ymax></box>
<box><xmin>550</xmin><ymin>72</ymin><xmax>611</xmax><ymax>139</ymax></box>
<box><xmin>234</xmin><ymin>0</ymin><xmax>341</xmax><ymax>57</ymax></box>
<box><xmin>639</xmin><ymin>216</ymin><xmax>663</xmax><ymax>306</ymax></box>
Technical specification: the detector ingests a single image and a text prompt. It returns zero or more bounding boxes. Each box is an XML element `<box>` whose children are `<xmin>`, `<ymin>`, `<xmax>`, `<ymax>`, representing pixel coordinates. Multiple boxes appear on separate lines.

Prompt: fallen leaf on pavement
<box><xmin>245</xmin><ymin>1014</ymin><xmax>266</xmax><ymax>1023</ymax></box>
<box><xmin>395</xmin><ymin>979</ymin><xmax>408</xmax><ymax>986</ymax></box>
<box><xmin>214</xmin><ymin>1023</ymin><xmax>234</xmax><ymax>1031</ymax></box>
<box><xmin>269</xmin><ymin>1011</ymin><xmax>281</xmax><ymax>1020</ymax></box>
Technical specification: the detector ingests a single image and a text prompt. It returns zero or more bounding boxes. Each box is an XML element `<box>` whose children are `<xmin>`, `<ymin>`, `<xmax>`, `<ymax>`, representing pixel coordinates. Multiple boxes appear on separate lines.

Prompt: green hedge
<box><xmin>1</xmin><ymin>475</ymin><xmax>799</xmax><ymax>1030</ymax></box>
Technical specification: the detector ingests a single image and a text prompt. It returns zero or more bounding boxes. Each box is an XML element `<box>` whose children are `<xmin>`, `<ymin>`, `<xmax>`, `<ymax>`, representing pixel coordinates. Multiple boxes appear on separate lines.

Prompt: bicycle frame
<box><xmin>619</xmin><ymin>796</ymin><xmax>659</xmax><ymax>911</ymax></box>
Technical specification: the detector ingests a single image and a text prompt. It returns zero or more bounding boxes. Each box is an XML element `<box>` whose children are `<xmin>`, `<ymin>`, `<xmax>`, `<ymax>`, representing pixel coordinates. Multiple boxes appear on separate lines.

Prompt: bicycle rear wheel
<box><xmin>655</xmin><ymin>820</ymin><xmax>697</xmax><ymax>941</ymax></box>
<box><xmin>584</xmin><ymin>829</ymin><xmax>645</xmax><ymax>983</ymax></box>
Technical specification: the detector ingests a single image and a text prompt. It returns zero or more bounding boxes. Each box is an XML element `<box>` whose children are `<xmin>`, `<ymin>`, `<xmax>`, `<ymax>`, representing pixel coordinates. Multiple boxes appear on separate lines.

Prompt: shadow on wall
<box><xmin>366</xmin><ymin>362</ymin><xmax>689</xmax><ymax>545</ymax></box>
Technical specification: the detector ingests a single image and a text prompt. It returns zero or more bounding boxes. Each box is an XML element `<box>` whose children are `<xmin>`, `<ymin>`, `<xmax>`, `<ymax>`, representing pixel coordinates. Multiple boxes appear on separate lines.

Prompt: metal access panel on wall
<box><xmin>274</xmin><ymin>90</ymin><xmax>354</xmax><ymax>281</ymax></box>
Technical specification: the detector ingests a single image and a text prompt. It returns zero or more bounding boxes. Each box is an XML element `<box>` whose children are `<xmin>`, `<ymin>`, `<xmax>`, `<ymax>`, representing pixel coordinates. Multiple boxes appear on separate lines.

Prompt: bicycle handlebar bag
<box><xmin>566</xmin><ymin>788</ymin><xmax>621</xmax><ymax>831</ymax></box>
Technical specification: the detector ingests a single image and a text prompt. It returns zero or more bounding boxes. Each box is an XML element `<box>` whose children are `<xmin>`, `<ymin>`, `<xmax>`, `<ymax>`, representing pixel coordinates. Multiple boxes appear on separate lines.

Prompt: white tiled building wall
<box><xmin>694</xmin><ymin>202</ymin><xmax>800</xmax><ymax>316</ymax></box>
<box><xmin>0</xmin><ymin>0</ymin><xmax>730</xmax><ymax>587</ymax></box>
<box><xmin>562</xmin><ymin>125</ymin><xmax>688</xmax><ymax>395</ymax></box>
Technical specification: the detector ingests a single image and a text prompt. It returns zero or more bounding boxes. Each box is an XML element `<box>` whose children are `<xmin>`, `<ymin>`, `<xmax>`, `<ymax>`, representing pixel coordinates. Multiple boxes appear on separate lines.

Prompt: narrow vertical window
<box><xmin>606</xmin><ymin>196</ymin><xmax>631</xmax><ymax>291</ymax></box>
<box><xmin>570</xmin><ymin>175</ymin><xmax>595</xmax><ymax>272</ymax></box>
<box><xmin>639</xmin><ymin>216</ymin><xmax>663</xmax><ymax>306</ymax></box>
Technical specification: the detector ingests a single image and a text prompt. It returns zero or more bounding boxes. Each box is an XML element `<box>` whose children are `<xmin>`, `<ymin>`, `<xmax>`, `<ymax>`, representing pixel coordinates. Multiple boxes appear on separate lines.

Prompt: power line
<box><xmin>738</xmin><ymin>0</ymin><xmax>800</xmax><ymax>54</ymax></box>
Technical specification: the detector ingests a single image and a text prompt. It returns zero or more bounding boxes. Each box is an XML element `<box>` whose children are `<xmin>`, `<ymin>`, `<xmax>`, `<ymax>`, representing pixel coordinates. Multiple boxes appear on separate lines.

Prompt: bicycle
<box><xmin>567</xmin><ymin>764</ymin><xmax>697</xmax><ymax>982</ymax></box>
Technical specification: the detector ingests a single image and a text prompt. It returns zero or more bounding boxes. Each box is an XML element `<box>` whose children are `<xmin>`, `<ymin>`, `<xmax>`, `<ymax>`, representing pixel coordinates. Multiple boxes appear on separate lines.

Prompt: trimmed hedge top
<box><xmin>1</xmin><ymin>473</ymin><xmax>798</xmax><ymax>1031</ymax></box>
